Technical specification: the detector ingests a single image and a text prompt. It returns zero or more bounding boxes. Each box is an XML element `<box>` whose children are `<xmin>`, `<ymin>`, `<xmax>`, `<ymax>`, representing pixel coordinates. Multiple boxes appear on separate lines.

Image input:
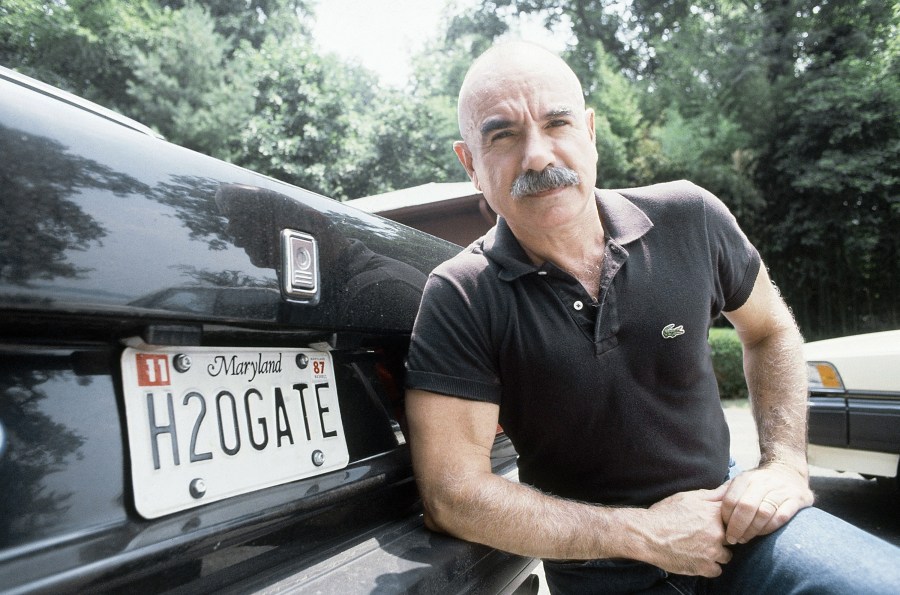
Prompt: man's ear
<box><xmin>585</xmin><ymin>108</ymin><xmax>596</xmax><ymax>143</ymax></box>
<box><xmin>453</xmin><ymin>141</ymin><xmax>481</xmax><ymax>190</ymax></box>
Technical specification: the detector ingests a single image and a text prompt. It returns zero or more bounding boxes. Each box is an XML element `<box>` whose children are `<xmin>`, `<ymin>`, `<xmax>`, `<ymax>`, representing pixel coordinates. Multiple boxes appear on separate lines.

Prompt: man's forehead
<box><xmin>463</xmin><ymin>82</ymin><xmax>584</xmax><ymax>140</ymax></box>
<box><xmin>458</xmin><ymin>44</ymin><xmax>585</xmax><ymax>137</ymax></box>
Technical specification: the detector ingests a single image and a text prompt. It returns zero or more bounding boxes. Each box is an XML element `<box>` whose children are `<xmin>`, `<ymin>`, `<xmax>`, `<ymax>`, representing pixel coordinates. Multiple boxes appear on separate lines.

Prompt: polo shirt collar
<box><xmin>482</xmin><ymin>188</ymin><xmax>654</xmax><ymax>282</ymax></box>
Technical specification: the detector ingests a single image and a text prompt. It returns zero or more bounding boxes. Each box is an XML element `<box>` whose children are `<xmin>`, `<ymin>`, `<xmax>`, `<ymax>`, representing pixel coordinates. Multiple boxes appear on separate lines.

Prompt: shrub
<box><xmin>709</xmin><ymin>328</ymin><xmax>748</xmax><ymax>401</ymax></box>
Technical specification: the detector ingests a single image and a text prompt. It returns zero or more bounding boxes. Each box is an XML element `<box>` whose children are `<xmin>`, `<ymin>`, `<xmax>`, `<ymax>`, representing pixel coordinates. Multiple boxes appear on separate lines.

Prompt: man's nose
<box><xmin>520</xmin><ymin>129</ymin><xmax>555</xmax><ymax>173</ymax></box>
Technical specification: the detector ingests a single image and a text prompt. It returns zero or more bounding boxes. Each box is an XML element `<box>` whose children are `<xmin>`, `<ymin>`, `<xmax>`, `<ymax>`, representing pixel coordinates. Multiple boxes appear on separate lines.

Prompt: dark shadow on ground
<box><xmin>809</xmin><ymin>474</ymin><xmax>899</xmax><ymax>546</ymax></box>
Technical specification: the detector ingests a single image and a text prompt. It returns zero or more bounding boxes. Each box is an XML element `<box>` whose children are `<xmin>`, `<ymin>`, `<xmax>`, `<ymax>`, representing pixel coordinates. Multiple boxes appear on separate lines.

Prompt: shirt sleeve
<box><xmin>698</xmin><ymin>185</ymin><xmax>761</xmax><ymax>312</ymax></box>
<box><xmin>404</xmin><ymin>267</ymin><xmax>503</xmax><ymax>404</ymax></box>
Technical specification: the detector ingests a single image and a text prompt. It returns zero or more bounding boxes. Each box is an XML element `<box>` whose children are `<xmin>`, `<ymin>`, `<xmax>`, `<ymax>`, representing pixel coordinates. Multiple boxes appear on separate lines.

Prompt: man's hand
<box><xmin>644</xmin><ymin>484</ymin><xmax>733</xmax><ymax>577</ymax></box>
<box><xmin>721</xmin><ymin>464</ymin><xmax>814</xmax><ymax>545</ymax></box>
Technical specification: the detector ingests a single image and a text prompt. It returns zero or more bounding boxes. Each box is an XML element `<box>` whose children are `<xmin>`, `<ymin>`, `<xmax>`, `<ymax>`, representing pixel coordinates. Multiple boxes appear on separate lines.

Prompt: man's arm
<box><xmin>721</xmin><ymin>264</ymin><xmax>814</xmax><ymax>545</ymax></box>
<box><xmin>406</xmin><ymin>389</ymin><xmax>733</xmax><ymax>577</ymax></box>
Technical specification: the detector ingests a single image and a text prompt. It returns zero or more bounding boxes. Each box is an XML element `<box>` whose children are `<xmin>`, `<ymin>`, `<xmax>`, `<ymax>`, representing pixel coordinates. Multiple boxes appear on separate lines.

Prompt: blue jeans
<box><xmin>543</xmin><ymin>507</ymin><xmax>900</xmax><ymax>594</ymax></box>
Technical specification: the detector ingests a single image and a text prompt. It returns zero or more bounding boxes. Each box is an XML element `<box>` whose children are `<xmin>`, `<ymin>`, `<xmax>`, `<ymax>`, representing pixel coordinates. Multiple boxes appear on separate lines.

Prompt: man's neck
<box><xmin>511</xmin><ymin>207</ymin><xmax>606</xmax><ymax>299</ymax></box>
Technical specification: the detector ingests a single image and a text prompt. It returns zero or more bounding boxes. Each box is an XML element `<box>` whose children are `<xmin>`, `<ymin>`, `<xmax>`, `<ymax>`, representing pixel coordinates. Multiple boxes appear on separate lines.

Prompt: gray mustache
<box><xmin>510</xmin><ymin>166</ymin><xmax>580</xmax><ymax>198</ymax></box>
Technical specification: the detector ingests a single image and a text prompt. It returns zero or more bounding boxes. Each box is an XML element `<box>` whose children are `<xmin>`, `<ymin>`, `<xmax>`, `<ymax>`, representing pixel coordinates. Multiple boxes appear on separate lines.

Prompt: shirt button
<box><xmin>537</xmin><ymin>271</ymin><xmax>548</xmax><ymax>276</ymax></box>
<box><xmin>573</xmin><ymin>300</ymin><xmax>584</xmax><ymax>311</ymax></box>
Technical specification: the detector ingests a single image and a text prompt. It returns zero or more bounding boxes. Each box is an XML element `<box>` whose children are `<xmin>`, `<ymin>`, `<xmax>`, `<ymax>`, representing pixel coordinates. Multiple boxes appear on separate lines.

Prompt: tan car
<box><xmin>805</xmin><ymin>329</ymin><xmax>900</xmax><ymax>487</ymax></box>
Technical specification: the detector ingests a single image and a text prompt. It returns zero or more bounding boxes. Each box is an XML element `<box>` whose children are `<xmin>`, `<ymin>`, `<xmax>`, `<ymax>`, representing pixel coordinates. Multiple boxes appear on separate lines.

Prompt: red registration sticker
<box><xmin>136</xmin><ymin>354</ymin><xmax>170</xmax><ymax>387</ymax></box>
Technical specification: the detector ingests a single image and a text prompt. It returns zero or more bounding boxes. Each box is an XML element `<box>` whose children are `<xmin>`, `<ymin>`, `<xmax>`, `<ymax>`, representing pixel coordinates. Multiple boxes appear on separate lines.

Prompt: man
<box><xmin>404</xmin><ymin>42</ymin><xmax>899</xmax><ymax>593</ymax></box>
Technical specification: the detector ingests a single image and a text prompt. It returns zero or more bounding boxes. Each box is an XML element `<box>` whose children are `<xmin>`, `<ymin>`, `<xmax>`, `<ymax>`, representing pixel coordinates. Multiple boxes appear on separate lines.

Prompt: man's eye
<box><xmin>491</xmin><ymin>130</ymin><xmax>513</xmax><ymax>141</ymax></box>
<box><xmin>548</xmin><ymin>119</ymin><xmax>568</xmax><ymax>128</ymax></box>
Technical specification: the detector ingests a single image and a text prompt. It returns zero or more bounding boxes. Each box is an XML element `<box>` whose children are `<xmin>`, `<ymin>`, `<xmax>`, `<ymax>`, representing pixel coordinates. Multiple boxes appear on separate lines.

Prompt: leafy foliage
<box><xmin>228</xmin><ymin>36</ymin><xmax>380</xmax><ymax>198</ymax></box>
<box><xmin>1</xmin><ymin>0</ymin><xmax>896</xmax><ymax>337</ymax></box>
<box><xmin>360</xmin><ymin>94</ymin><xmax>468</xmax><ymax>195</ymax></box>
<box><xmin>708</xmin><ymin>328</ymin><xmax>748</xmax><ymax>401</ymax></box>
<box><xmin>125</xmin><ymin>3</ymin><xmax>256</xmax><ymax>154</ymax></box>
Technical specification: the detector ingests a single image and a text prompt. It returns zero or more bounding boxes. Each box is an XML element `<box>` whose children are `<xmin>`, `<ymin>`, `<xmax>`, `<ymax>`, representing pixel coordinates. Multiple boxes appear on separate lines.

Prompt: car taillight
<box><xmin>373</xmin><ymin>351</ymin><xmax>409</xmax><ymax>442</ymax></box>
<box><xmin>807</xmin><ymin>362</ymin><xmax>844</xmax><ymax>391</ymax></box>
<box><xmin>374</xmin><ymin>354</ymin><xmax>507</xmax><ymax>439</ymax></box>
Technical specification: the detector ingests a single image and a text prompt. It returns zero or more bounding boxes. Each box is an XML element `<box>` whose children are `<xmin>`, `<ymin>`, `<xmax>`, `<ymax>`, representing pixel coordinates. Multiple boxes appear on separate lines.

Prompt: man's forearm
<box><xmin>721</xmin><ymin>272</ymin><xmax>814</xmax><ymax>543</ymax></box>
<box><xmin>742</xmin><ymin>317</ymin><xmax>809</xmax><ymax>475</ymax></box>
<box><xmin>420</xmin><ymin>471</ymin><xmax>731</xmax><ymax>577</ymax></box>
<box><xmin>423</xmin><ymin>470</ymin><xmax>616</xmax><ymax>559</ymax></box>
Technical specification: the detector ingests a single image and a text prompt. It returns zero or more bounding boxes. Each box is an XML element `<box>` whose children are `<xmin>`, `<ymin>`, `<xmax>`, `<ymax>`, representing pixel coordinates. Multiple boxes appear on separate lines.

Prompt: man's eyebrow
<box><xmin>545</xmin><ymin>107</ymin><xmax>575</xmax><ymax>119</ymax></box>
<box><xmin>479</xmin><ymin>108</ymin><xmax>576</xmax><ymax>136</ymax></box>
<box><xmin>480</xmin><ymin>118</ymin><xmax>513</xmax><ymax>136</ymax></box>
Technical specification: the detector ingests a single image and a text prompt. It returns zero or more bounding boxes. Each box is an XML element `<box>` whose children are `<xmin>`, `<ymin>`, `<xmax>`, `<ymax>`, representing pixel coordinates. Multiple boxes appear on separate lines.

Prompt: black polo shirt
<box><xmin>406</xmin><ymin>181</ymin><xmax>761</xmax><ymax>506</ymax></box>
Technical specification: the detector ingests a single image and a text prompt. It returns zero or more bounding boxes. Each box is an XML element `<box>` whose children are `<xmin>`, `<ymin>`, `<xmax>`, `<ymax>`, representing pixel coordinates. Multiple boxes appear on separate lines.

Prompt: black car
<box><xmin>0</xmin><ymin>66</ymin><xmax>538</xmax><ymax>594</ymax></box>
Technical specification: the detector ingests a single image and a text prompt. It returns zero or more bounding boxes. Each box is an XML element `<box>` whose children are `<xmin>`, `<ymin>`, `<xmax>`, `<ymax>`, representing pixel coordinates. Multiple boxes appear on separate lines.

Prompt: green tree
<box><xmin>157</xmin><ymin>0</ymin><xmax>314</xmax><ymax>47</ymax></box>
<box><xmin>761</xmin><ymin>50</ymin><xmax>899</xmax><ymax>334</ymax></box>
<box><xmin>649</xmin><ymin>109</ymin><xmax>762</xmax><ymax>225</ymax></box>
<box><xmin>125</xmin><ymin>3</ymin><xmax>256</xmax><ymax>155</ymax></box>
<box><xmin>229</xmin><ymin>36</ymin><xmax>380</xmax><ymax>198</ymax></box>
<box><xmin>358</xmin><ymin>94</ymin><xmax>467</xmax><ymax>197</ymax></box>
<box><xmin>0</xmin><ymin>0</ymin><xmax>153</xmax><ymax>105</ymax></box>
<box><xmin>580</xmin><ymin>42</ymin><xmax>651</xmax><ymax>188</ymax></box>
<box><xmin>0</xmin><ymin>1</ymin><xmax>257</xmax><ymax>154</ymax></box>
<box><xmin>0</xmin><ymin>0</ymin><xmax>393</xmax><ymax>199</ymax></box>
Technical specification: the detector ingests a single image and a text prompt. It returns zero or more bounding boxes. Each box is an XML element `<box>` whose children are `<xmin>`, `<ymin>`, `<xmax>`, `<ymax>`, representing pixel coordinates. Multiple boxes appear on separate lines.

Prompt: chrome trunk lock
<box><xmin>281</xmin><ymin>230</ymin><xmax>319</xmax><ymax>304</ymax></box>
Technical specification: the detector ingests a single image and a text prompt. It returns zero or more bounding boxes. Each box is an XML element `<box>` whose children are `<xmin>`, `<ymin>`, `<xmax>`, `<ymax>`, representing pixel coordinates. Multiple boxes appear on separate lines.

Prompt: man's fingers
<box><xmin>743</xmin><ymin>496</ymin><xmax>781</xmax><ymax>540</ymax></box>
<box><xmin>720</xmin><ymin>475</ymin><xmax>749</xmax><ymax>526</ymax></box>
<box><xmin>721</xmin><ymin>467</ymin><xmax>814</xmax><ymax>545</ymax></box>
<box><xmin>646</xmin><ymin>488</ymin><xmax>734</xmax><ymax>577</ymax></box>
<box><xmin>757</xmin><ymin>496</ymin><xmax>804</xmax><ymax>536</ymax></box>
<box><xmin>721</xmin><ymin>477</ymin><xmax>757</xmax><ymax>541</ymax></box>
<box><xmin>723</xmin><ymin>486</ymin><xmax>779</xmax><ymax>544</ymax></box>
<box><xmin>726</xmin><ymin>491</ymin><xmax>802</xmax><ymax>544</ymax></box>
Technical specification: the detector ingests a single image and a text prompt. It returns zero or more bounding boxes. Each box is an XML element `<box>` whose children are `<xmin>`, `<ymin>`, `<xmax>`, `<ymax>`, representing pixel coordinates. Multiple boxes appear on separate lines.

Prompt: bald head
<box><xmin>457</xmin><ymin>42</ymin><xmax>586</xmax><ymax>141</ymax></box>
<box><xmin>451</xmin><ymin>41</ymin><xmax>598</xmax><ymax>224</ymax></box>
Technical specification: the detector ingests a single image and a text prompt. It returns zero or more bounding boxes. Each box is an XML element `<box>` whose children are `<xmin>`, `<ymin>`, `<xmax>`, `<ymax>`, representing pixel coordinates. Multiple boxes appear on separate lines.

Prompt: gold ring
<box><xmin>761</xmin><ymin>498</ymin><xmax>780</xmax><ymax>508</ymax></box>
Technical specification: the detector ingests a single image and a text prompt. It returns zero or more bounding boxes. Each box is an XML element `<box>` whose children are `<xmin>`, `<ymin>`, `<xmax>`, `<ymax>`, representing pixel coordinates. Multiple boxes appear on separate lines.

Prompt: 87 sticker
<box><xmin>310</xmin><ymin>356</ymin><xmax>328</xmax><ymax>380</ymax></box>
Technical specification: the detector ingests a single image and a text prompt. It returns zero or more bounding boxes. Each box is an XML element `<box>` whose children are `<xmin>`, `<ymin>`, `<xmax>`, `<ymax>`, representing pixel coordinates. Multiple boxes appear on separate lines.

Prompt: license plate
<box><xmin>121</xmin><ymin>346</ymin><xmax>349</xmax><ymax>519</ymax></box>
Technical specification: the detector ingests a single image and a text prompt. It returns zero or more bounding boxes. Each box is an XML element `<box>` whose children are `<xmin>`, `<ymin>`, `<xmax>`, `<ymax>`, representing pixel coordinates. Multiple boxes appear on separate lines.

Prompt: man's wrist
<box><xmin>759</xmin><ymin>455</ymin><xmax>810</xmax><ymax>481</ymax></box>
<box><xmin>598</xmin><ymin>506</ymin><xmax>661</xmax><ymax>566</ymax></box>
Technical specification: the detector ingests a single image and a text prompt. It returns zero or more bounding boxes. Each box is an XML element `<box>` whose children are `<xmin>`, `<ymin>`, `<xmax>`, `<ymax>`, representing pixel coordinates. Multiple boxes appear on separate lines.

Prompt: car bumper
<box><xmin>214</xmin><ymin>463</ymin><xmax>538</xmax><ymax>595</ymax></box>
<box><xmin>808</xmin><ymin>444</ymin><xmax>900</xmax><ymax>478</ymax></box>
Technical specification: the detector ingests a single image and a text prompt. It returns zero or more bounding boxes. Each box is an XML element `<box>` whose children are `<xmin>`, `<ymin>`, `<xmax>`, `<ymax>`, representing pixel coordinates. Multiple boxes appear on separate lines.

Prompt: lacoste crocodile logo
<box><xmin>661</xmin><ymin>324</ymin><xmax>685</xmax><ymax>339</ymax></box>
